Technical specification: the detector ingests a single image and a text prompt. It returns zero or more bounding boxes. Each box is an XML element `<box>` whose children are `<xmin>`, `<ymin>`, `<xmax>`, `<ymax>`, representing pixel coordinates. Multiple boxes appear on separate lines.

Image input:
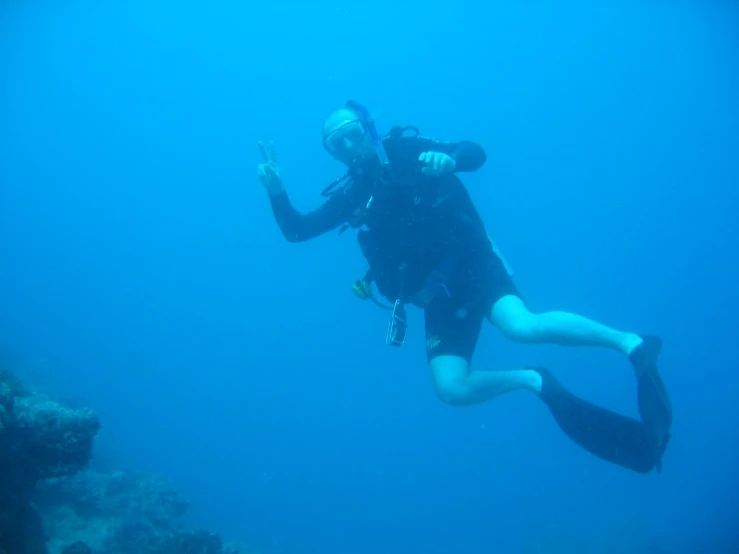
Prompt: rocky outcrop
<box><xmin>0</xmin><ymin>369</ymin><xmax>100</xmax><ymax>554</ymax></box>
<box><xmin>0</xmin><ymin>369</ymin><xmax>257</xmax><ymax>554</ymax></box>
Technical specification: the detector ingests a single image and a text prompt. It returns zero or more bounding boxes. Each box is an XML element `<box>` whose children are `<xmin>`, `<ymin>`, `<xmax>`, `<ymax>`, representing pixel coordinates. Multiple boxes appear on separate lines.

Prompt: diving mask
<box><xmin>322</xmin><ymin>119</ymin><xmax>367</xmax><ymax>157</ymax></box>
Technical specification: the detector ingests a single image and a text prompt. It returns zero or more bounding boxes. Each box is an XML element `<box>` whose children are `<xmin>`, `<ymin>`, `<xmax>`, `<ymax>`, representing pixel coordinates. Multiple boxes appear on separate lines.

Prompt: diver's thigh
<box><xmin>428</xmin><ymin>354</ymin><xmax>470</xmax><ymax>387</ymax></box>
<box><xmin>487</xmin><ymin>294</ymin><xmax>529</xmax><ymax>327</ymax></box>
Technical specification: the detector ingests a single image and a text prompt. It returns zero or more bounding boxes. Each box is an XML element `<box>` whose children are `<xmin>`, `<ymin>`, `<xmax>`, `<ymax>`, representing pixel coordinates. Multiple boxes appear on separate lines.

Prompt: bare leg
<box><xmin>428</xmin><ymin>355</ymin><xmax>542</xmax><ymax>406</ymax></box>
<box><xmin>489</xmin><ymin>295</ymin><xmax>643</xmax><ymax>356</ymax></box>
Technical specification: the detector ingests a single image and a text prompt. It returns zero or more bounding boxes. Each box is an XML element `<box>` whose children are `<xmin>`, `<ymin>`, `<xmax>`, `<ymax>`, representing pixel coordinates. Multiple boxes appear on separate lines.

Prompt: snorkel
<box><xmin>344</xmin><ymin>99</ymin><xmax>390</xmax><ymax>169</ymax></box>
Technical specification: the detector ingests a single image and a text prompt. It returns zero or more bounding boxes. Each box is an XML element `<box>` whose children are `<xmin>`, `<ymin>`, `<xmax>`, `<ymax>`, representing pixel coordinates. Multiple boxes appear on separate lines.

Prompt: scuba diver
<box><xmin>257</xmin><ymin>100</ymin><xmax>673</xmax><ymax>474</ymax></box>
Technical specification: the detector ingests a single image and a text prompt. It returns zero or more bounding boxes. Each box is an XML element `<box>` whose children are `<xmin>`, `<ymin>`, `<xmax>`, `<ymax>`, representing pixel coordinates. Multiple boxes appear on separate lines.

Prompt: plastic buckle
<box><xmin>386</xmin><ymin>300</ymin><xmax>407</xmax><ymax>347</ymax></box>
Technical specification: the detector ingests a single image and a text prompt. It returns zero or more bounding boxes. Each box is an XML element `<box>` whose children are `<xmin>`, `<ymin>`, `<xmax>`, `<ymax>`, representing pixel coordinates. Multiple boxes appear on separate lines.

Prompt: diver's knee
<box><xmin>497</xmin><ymin>312</ymin><xmax>541</xmax><ymax>343</ymax></box>
<box><xmin>500</xmin><ymin>318</ymin><xmax>541</xmax><ymax>343</ymax></box>
<box><xmin>433</xmin><ymin>380</ymin><xmax>471</xmax><ymax>406</ymax></box>
<box><xmin>491</xmin><ymin>296</ymin><xmax>541</xmax><ymax>342</ymax></box>
<box><xmin>429</xmin><ymin>355</ymin><xmax>472</xmax><ymax>406</ymax></box>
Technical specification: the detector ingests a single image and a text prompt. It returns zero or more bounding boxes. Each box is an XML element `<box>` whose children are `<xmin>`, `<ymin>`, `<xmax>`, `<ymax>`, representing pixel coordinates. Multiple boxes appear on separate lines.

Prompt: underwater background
<box><xmin>1</xmin><ymin>1</ymin><xmax>738</xmax><ymax>553</ymax></box>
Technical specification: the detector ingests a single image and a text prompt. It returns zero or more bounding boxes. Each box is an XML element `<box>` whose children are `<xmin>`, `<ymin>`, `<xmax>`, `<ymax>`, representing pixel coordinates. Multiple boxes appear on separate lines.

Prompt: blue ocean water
<box><xmin>1</xmin><ymin>1</ymin><xmax>737</xmax><ymax>552</ymax></box>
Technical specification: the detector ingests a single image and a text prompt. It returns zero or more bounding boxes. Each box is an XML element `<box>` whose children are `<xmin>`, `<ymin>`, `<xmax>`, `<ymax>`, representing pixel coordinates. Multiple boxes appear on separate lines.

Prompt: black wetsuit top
<box><xmin>268</xmin><ymin>133</ymin><xmax>493</xmax><ymax>302</ymax></box>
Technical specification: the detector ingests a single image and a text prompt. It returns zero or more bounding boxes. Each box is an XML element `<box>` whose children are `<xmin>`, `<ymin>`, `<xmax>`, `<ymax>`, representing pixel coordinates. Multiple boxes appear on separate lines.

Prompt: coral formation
<box><xmin>0</xmin><ymin>368</ymin><xmax>99</xmax><ymax>554</ymax></box>
<box><xmin>0</xmin><ymin>369</ymin><xmax>256</xmax><ymax>554</ymax></box>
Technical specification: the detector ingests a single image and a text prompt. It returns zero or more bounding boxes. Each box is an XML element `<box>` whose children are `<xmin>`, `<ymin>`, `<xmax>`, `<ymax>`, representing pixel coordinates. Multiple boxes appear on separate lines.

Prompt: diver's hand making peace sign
<box><xmin>257</xmin><ymin>140</ymin><xmax>284</xmax><ymax>196</ymax></box>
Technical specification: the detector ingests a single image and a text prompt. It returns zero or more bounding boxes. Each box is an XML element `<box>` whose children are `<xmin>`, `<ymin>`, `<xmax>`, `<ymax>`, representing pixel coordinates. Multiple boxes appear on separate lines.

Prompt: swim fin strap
<box><xmin>531</xmin><ymin>367</ymin><xmax>664</xmax><ymax>474</ymax></box>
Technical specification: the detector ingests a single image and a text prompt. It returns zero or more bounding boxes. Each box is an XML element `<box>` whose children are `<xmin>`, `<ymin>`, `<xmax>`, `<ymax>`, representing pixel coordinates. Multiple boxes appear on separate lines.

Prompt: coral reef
<box><xmin>0</xmin><ymin>369</ymin><xmax>256</xmax><ymax>554</ymax></box>
<box><xmin>35</xmin><ymin>470</ymin><xmax>252</xmax><ymax>554</ymax></box>
<box><xmin>0</xmin><ymin>368</ymin><xmax>100</xmax><ymax>554</ymax></box>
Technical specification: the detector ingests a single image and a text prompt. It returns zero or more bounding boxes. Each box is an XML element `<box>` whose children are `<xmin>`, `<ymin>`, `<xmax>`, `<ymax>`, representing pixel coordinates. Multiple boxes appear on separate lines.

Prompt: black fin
<box><xmin>531</xmin><ymin>367</ymin><xmax>657</xmax><ymax>473</ymax></box>
<box><xmin>637</xmin><ymin>365</ymin><xmax>672</xmax><ymax>472</ymax></box>
<box><xmin>630</xmin><ymin>336</ymin><xmax>673</xmax><ymax>472</ymax></box>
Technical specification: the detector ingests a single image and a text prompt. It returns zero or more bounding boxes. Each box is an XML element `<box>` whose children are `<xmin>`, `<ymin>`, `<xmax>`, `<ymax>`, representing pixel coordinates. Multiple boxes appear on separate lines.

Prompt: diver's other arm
<box><xmin>401</xmin><ymin>135</ymin><xmax>487</xmax><ymax>176</ymax></box>
<box><xmin>440</xmin><ymin>139</ymin><xmax>487</xmax><ymax>172</ymax></box>
<box><xmin>257</xmin><ymin>141</ymin><xmax>347</xmax><ymax>242</ymax></box>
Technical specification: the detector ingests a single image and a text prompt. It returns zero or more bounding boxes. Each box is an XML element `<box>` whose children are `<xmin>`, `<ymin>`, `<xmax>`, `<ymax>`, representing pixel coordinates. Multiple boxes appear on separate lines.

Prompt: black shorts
<box><xmin>424</xmin><ymin>250</ymin><xmax>521</xmax><ymax>364</ymax></box>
